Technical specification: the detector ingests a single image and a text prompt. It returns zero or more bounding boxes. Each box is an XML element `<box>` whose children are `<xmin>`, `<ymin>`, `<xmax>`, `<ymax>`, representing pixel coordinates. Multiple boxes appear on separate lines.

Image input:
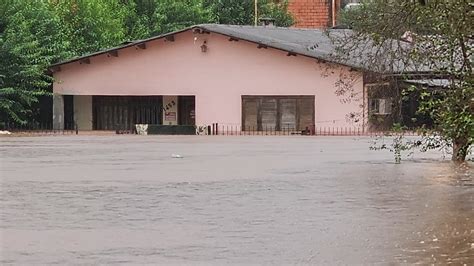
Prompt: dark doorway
<box><xmin>63</xmin><ymin>95</ymin><xmax>74</xmax><ymax>130</ymax></box>
<box><xmin>93</xmin><ymin>96</ymin><xmax>162</xmax><ymax>130</ymax></box>
<box><xmin>178</xmin><ymin>96</ymin><xmax>195</xmax><ymax>126</ymax></box>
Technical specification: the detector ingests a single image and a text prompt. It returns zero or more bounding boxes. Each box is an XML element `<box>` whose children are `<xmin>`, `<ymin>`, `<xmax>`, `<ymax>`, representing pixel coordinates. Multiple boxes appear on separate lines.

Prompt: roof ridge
<box><xmin>199</xmin><ymin>23</ymin><xmax>326</xmax><ymax>32</ymax></box>
<box><xmin>51</xmin><ymin>23</ymin><xmax>417</xmax><ymax>74</ymax></box>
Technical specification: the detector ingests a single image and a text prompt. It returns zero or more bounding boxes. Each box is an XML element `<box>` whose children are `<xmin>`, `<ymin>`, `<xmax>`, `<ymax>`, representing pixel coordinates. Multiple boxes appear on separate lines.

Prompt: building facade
<box><xmin>51</xmin><ymin>24</ymin><xmax>367</xmax><ymax>133</ymax></box>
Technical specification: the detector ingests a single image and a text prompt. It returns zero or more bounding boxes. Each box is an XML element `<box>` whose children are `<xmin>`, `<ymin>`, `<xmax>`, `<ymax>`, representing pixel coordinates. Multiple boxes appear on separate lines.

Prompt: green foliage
<box><xmin>121</xmin><ymin>0</ymin><xmax>157</xmax><ymax>40</ymax></box>
<box><xmin>205</xmin><ymin>0</ymin><xmax>254</xmax><ymax>25</ymax></box>
<box><xmin>340</xmin><ymin>0</ymin><xmax>473</xmax><ymax>162</ymax></box>
<box><xmin>417</xmin><ymin>80</ymin><xmax>474</xmax><ymax>161</ymax></box>
<box><xmin>205</xmin><ymin>0</ymin><xmax>293</xmax><ymax>26</ymax></box>
<box><xmin>258</xmin><ymin>0</ymin><xmax>293</xmax><ymax>27</ymax></box>
<box><xmin>370</xmin><ymin>124</ymin><xmax>414</xmax><ymax>164</ymax></box>
<box><xmin>153</xmin><ymin>0</ymin><xmax>213</xmax><ymax>35</ymax></box>
<box><xmin>123</xmin><ymin>0</ymin><xmax>294</xmax><ymax>39</ymax></box>
<box><xmin>0</xmin><ymin>0</ymin><xmax>69</xmax><ymax>124</ymax></box>
<box><xmin>48</xmin><ymin>0</ymin><xmax>128</xmax><ymax>56</ymax></box>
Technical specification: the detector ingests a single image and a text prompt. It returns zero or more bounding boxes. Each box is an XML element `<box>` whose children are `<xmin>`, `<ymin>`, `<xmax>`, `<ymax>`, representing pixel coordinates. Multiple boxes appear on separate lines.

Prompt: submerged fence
<box><xmin>1</xmin><ymin>121</ymin><xmax>422</xmax><ymax>137</ymax></box>
<box><xmin>1</xmin><ymin>122</ymin><xmax>78</xmax><ymax>135</ymax></box>
<box><xmin>206</xmin><ymin>123</ymin><xmax>421</xmax><ymax>136</ymax></box>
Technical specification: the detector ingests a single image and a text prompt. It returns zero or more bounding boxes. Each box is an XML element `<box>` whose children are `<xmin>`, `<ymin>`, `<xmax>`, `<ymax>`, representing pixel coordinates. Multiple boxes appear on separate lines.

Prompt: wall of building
<box><xmin>53</xmin><ymin>30</ymin><xmax>365</xmax><ymax>130</ymax></box>
<box><xmin>288</xmin><ymin>0</ymin><xmax>332</xmax><ymax>29</ymax></box>
<box><xmin>52</xmin><ymin>94</ymin><xmax>64</xmax><ymax>130</ymax></box>
<box><xmin>73</xmin><ymin>95</ymin><xmax>93</xmax><ymax>130</ymax></box>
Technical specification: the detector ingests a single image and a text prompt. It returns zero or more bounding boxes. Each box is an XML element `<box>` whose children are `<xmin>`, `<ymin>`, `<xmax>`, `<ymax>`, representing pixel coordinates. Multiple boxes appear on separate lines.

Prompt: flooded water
<box><xmin>0</xmin><ymin>135</ymin><xmax>472</xmax><ymax>264</ymax></box>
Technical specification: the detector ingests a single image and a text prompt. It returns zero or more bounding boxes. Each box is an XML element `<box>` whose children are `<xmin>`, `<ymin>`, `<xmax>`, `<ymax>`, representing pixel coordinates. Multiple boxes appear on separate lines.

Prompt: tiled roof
<box><xmin>51</xmin><ymin>24</ymin><xmax>430</xmax><ymax>74</ymax></box>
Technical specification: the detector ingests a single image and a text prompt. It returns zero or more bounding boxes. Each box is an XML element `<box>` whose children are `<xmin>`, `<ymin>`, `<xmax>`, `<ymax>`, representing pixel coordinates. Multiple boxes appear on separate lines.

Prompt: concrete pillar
<box><xmin>52</xmin><ymin>94</ymin><xmax>64</xmax><ymax>130</ymax></box>
<box><xmin>163</xmin><ymin>96</ymin><xmax>178</xmax><ymax>125</ymax></box>
<box><xmin>74</xmin><ymin>95</ymin><xmax>93</xmax><ymax>130</ymax></box>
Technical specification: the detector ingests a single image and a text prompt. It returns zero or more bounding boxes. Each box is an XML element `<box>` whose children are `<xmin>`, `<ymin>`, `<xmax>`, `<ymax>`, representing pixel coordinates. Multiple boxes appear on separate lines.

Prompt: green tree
<box><xmin>205</xmin><ymin>0</ymin><xmax>294</xmax><ymax>27</ymax></box>
<box><xmin>49</xmin><ymin>0</ymin><xmax>128</xmax><ymax>56</ymax></box>
<box><xmin>337</xmin><ymin>0</ymin><xmax>473</xmax><ymax>162</ymax></box>
<box><xmin>258</xmin><ymin>0</ymin><xmax>294</xmax><ymax>27</ymax></box>
<box><xmin>121</xmin><ymin>0</ymin><xmax>157</xmax><ymax>40</ymax></box>
<box><xmin>153</xmin><ymin>0</ymin><xmax>213</xmax><ymax>35</ymax></box>
<box><xmin>0</xmin><ymin>0</ymin><xmax>69</xmax><ymax>124</ymax></box>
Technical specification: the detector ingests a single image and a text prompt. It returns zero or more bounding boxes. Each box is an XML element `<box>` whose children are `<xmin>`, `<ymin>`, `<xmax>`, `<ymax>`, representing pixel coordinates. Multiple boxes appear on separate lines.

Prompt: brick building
<box><xmin>288</xmin><ymin>0</ymin><xmax>360</xmax><ymax>29</ymax></box>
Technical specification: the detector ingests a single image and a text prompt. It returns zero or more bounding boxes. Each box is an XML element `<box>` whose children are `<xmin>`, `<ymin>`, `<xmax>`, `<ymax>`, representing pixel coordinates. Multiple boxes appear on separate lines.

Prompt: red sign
<box><xmin>165</xmin><ymin>112</ymin><xmax>176</xmax><ymax>121</ymax></box>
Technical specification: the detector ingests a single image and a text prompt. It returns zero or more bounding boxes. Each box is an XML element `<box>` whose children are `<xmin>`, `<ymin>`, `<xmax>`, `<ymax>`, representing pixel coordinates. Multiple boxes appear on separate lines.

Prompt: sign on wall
<box><xmin>165</xmin><ymin>112</ymin><xmax>177</xmax><ymax>121</ymax></box>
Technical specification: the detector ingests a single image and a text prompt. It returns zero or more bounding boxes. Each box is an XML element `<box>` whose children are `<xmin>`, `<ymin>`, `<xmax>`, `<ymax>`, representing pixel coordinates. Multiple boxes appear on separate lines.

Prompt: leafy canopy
<box><xmin>204</xmin><ymin>0</ymin><xmax>293</xmax><ymax>27</ymax></box>
<box><xmin>339</xmin><ymin>0</ymin><xmax>473</xmax><ymax>161</ymax></box>
<box><xmin>0</xmin><ymin>0</ymin><xmax>69</xmax><ymax>124</ymax></box>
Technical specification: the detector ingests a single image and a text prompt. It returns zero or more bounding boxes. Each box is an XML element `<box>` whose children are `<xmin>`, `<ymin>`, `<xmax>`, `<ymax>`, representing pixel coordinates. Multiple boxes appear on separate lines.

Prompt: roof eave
<box><xmin>49</xmin><ymin>26</ymin><xmax>195</xmax><ymax>70</ymax></box>
<box><xmin>49</xmin><ymin>24</ymin><xmax>434</xmax><ymax>76</ymax></box>
<box><xmin>49</xmin><ymin>25</ymin><xmax>367</xmax><ymax>73</ymax></box>
<box><xmin>196</xmin><ymin>25</ymin><xmax>367</xmax><ymax>72</ymax></box>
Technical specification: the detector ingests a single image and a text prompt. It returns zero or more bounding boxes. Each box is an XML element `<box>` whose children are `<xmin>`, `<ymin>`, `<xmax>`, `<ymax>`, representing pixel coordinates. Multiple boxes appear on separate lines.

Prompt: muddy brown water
<box><xmin>0</xmin><ymin>135</ymin><xmax>472</xmax><ymax>264</ymax></box>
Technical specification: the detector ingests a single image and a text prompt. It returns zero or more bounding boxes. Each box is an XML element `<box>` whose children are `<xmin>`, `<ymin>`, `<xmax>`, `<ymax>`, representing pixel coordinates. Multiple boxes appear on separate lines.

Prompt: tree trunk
<box><xmin>452</xmin><ymin>138</ymin><xmax>469</xmax><ymax>162</ymax></box>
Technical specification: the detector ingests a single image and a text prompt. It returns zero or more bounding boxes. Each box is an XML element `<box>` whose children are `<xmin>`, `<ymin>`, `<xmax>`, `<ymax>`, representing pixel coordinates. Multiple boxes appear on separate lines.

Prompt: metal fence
<box><xmin>207</xmin><ymin>123</ymin><xmax>422</xmax><ymax>136</ymax></box>
<box><xmin>0</xmin><ymin>122</ymin><xmax>422</xmax><ymax>137</ymax></box>
<box><xmin>1</xmin><ymin>122</ymin><xmax>78</xmax><ymax>135</ymax></box>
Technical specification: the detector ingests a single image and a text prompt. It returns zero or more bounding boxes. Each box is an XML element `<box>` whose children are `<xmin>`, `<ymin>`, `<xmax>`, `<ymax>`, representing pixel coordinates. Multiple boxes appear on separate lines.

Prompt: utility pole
<box><xmin>254</xmin><ymin>0</ymin><xmax>258</xmax><ymax>26</ymax></box>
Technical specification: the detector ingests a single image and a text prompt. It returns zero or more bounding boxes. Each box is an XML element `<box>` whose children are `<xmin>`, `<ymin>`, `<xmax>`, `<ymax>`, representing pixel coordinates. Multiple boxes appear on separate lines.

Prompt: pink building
<box><xmin>51</xmin><ymin>24</ymin><xmax>371</xmax><ymax>134</ymax></box>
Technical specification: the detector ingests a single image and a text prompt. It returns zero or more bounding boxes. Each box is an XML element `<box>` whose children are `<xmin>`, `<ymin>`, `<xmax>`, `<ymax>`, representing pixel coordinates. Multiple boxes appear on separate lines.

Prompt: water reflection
<box><xmin>400</xmin><ymin>162</ymin><xmax>473</xmax><ymax>264</ymax></box>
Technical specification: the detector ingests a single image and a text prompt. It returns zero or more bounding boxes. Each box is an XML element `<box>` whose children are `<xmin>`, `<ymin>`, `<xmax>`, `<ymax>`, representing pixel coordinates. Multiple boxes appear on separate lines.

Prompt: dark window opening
<box><xmin>178</xmin><ymin>96</ymin><xmax>195</xmax><ymax>126</ymax></box>
<box><xmin>242</xmin><ymin>96</ymin><xmax>315</xmax><ymax>131</ymax></box>
<box><xmin>63</xmin><ymin>95</ymin><xmax>74</xmax><ymax>130</ymax></box>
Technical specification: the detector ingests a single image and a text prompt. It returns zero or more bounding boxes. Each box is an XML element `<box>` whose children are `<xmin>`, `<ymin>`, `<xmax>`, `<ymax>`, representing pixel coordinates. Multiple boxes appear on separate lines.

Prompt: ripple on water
<box><xmin>1</xmin><ymin>136</ymin><xmax>473</xmax><ymax>264</ymax></box>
